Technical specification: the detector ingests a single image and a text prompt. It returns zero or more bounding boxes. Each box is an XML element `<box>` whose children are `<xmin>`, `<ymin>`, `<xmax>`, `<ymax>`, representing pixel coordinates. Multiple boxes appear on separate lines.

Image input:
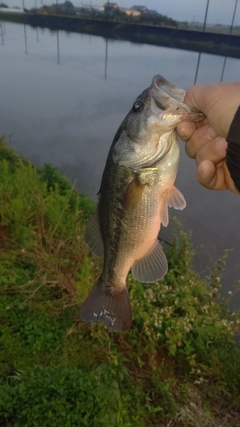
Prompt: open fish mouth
<box><xmin>150</xmin><ymin>74</ymin><xmax>205</xmax><ymax>121</ymax></box>
<box><xmin>113</xmin><ymin>75</ymin><xmax>204</xmax><ymax>170</ymax></box>
<box><xmin>151</xmin><ymin>74</ymin><xmax>187</xmax><ymax>104</ymax></box>
<box><xmin>129</xmin><ymin>75</ymin><xmax>205</xmax><ymax>168</ymax></box>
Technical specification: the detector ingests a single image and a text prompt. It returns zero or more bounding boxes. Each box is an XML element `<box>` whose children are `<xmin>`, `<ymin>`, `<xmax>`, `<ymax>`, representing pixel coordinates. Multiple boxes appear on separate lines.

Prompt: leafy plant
<box><xmin>0</xmin><ymin>138</ymin><xmax>240</xmax><ymax>427</ymax></box>
<box><xmin>0</xmin><ymin>364</ymin><xmax>131</xmax><ymax>427</ymax></box>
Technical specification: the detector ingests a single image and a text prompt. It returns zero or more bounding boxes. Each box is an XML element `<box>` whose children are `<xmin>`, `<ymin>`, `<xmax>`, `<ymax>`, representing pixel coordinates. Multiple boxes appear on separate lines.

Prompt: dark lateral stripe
<box><xmin>226</xmin><ymin>106</ymin><xmax>240</xmax><ymax>192</ymax></box>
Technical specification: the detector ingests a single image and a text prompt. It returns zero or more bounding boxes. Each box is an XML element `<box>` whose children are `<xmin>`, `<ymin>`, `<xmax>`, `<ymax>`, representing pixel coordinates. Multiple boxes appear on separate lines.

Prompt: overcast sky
<box><xmin>5</xmin><ymin>0</ymin><xmax>240</xmax><ymax>26</ymax></box>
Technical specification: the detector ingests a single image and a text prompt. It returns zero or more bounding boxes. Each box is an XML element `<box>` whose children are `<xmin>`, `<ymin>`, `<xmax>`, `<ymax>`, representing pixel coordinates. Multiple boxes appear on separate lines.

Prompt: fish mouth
<box><xmin>152</xmin><ymin>74</ymin><xmax>187</xmax><ymax>104</ymax></box>
<box><xmin>150</xmin><ymin>74</ymin><xmax>205</xmax><ymax>122</ymax></box>
<box><xmin>113</xmin><ymin>75</ymin><xmax>204</xmax><ymax>170</ymax></box>
<box><xmin>127</xmin><ymin>75</ymin><xmax>204</xmax><ymax>168</ymax></box>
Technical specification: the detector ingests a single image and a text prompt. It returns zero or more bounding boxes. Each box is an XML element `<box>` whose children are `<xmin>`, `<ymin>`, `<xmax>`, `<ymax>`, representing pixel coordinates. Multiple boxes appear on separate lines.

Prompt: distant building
<box><xmin>104</xmin><ymin>2</ymin><xmax>119</xmax><ymax>13</ymax></box>
<box><xmin>131</xmin><ymin>5</ymin><xmax>148</xmax><ymax>13</ymax></box>
<box><xmin>120</xmin><ymin>7</ymin><xmax>140</xmax><ymax>17</ymax></box>
<box><xmin>75</xmin><ymin>5</ymin><xmax>91</xmax><ymax>14</ymax></box>
<box><xmin>92</xmin><ymin>5</ymin><xmax>104</xmax><ymax>12</ymax></box>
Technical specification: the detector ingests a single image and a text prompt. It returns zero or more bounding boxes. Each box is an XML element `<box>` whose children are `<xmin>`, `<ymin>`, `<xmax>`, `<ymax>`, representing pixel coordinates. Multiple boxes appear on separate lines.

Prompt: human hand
<box><xmin>177</xmin><ymin>82</ymin><xmax>240</xmax><ymax>194</ymax></box>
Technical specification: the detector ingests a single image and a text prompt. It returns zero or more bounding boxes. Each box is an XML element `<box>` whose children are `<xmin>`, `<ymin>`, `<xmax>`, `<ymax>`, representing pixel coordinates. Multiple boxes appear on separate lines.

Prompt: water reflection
<box><xmin>57</xmin><ymin>30</ymin><xmax>60</xmax><ymax>64</ymax></box>
<box><xmin>0</xmin><ymin>21</ymin><xmax>4</xmax><ymax>45</ymax></box>
<box><xmin>220</xmin><ymin>57</ymin><xmax>227</xmax><ymax>81</ymax></box>
<box><xmin>194</xmin><ymin>53</ymin><xmax>230</xmax><ymax>84</ymax></box>
<box><xmin>36</xmin><ymin>26</ymin><xmax>39</xmax><ymax>42</ymax></box>
<box><xmin>104</xmin><ymin>38</ymin><xmax>108</xmax><ymax>79</ymax></box>
<box><xmin>23</xmin><ymin>22</ymin><xmax>28</xmax><ymax>54</ymax></box>
<box><xmin>3</xmin><ymin>21</ymin><xmax>235</xmax><ymax>83</ymax></box>
<box><xmin>194</xmin><ymin>52</ymin><xmax>201</xmax><ymax>84</ymax></box>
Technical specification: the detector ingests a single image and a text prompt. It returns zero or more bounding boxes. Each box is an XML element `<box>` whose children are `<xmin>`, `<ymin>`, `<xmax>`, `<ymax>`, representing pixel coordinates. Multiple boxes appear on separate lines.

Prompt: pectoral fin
<box><xmin>160</xmin><ymin>198</ymin><xmax>169</xmax><ymax>227</ymax></box>
<box><xmin>84</xmin><ymin>210</ymin><xmax>104</xmax><ymax>257</ymax></box>
<box><xmin>123</xmin><ymin>177</ymin><xmax>145</xmax><ymax>212</ymax></box>
<box><xmin>167</xmin><ymin>186</ymin><xmax>186</xmax><ymax>210</ymax></box>
<box><xmin>160</xmin><ymin>186</ymin><xmax>186</xmax><ymax>227</ymax></box>
<box><xmin>131</xmin><ymin>239</ymin><xmax>168</xmax><ymax>283</ymax></box>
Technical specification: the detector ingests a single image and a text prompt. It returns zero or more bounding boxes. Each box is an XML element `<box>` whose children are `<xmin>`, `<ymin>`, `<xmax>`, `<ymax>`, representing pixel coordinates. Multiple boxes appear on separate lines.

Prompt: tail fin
<box><xmin>79</xmin><ymin>278</ymin><xmax>132</xmax><ymax>332</ymax></box>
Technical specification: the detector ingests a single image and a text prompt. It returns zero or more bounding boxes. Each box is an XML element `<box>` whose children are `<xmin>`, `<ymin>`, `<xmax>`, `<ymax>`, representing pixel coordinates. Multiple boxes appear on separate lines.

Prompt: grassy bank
<box><xmin>0</xmin><ymin>11</ymin><xmax>24</xmax><ymax>24</ymax></box>
<box><xmin>0</xmin><ymin>138</ymin><xmax>240</xmax><ymax>426</ymax></box>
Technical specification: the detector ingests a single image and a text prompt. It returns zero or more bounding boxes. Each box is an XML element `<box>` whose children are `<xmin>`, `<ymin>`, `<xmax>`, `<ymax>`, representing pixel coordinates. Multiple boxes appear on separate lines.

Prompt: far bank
<box><xmin>1</xmin><ymin>11</ymin><xmax>240</xmax><ymax>58</ymax></box>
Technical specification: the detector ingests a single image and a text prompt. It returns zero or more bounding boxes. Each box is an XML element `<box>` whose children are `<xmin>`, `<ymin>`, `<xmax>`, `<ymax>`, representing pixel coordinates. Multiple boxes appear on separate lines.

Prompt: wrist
<box><xmin>226</xmin><ymin>107</ymin><xmax>240</xmax><ymax>192</ymax></box>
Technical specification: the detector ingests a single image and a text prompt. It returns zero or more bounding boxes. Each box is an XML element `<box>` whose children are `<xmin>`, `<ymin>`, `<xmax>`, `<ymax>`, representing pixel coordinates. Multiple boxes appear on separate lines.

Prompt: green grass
<box><xmin>0</xmin><ymin>137</ymin><xmax>239</xmax><ymax>427</ymax></box>
<box><xmin>0</xmin><ymin>11</ymin><xmax>24</xmax><ymax>23</ymax></box>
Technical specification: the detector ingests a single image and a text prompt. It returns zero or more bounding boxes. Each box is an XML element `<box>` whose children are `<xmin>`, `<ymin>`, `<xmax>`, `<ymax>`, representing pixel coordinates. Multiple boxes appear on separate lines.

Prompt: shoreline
<box><xmin>1</xmin><ymin>11</ymin><xmax>240</xmax><ymax>58</ymax></box>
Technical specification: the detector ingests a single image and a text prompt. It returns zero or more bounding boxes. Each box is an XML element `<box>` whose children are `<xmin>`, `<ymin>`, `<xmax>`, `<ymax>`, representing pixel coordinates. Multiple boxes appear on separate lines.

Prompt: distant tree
<box><xmin>111</xmin><ymin>8</ymin><xmax>127</xmax><ymax>22</ymax></box>
<box><xmin>55</xmin><ymin>1</ymin><xmax>75</xmax><ymax>15</ymax></box>
<box><xmin>0</xmin><ymin>2</ymin><xmax>8</xmax><ymax>7</ymax></box>
<box><xmin>63</xmin><ymin>1</ymin><xmax>74</xmax><ymax>10</ymax></box>
<box><xmin>94</xmin><ymin>8</ymin><xmax>128</xmax><ymax>22</ymax></box>
<box><xmin>139</xmin><ymin>12</ymin><xmax>178</xmax><ymax>27</ymax></box>
<box><xmin>178</xmin><ymin>21</ymin><xmax>188</xmax><ymax>29</ymax></box>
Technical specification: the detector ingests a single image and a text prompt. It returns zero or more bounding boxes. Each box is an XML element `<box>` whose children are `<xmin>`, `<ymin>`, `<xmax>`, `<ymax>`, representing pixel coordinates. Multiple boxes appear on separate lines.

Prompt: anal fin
<box><xmin>131</xmin><ymin>239</ymin><xmax>168</xmax><ymax>283</ymax></box>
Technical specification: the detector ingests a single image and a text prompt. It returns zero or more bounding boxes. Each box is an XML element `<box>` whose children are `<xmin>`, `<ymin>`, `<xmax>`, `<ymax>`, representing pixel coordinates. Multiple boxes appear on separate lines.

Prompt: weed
<box><xmin>0</xmin><ymin>138</ymin><xmax>240</xmax><ymax>426</ymax></box>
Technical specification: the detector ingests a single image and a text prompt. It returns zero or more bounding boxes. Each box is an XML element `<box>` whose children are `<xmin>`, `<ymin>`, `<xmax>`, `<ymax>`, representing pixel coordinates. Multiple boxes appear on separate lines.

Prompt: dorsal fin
<box><xmin>84</xmin><ymin>210</ymin><xmax>104</xmax><ymax>257</ymax></box>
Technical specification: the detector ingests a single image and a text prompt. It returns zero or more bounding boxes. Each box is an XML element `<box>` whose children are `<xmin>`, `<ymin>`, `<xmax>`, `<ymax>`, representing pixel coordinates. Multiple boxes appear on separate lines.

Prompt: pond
<box><xmin>1</xmin><ymin>21</ymin><xmax>240</xmax><ymax>306</ymax></box>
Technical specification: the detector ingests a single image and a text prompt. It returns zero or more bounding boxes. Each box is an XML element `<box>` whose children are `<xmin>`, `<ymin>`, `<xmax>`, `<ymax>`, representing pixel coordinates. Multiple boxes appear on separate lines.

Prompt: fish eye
<box><xmin>133</xmin><ymin>101</ymin><xmax>143</xmax><ymax>112</ymax></box>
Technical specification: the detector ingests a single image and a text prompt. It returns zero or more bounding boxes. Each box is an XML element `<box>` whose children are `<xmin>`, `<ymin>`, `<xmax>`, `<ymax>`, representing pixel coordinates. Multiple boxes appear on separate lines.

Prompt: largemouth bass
<box><xmin>80</xmin><ymin>75</ymin><xmax>203</xmax><ymax>332</ymax></box>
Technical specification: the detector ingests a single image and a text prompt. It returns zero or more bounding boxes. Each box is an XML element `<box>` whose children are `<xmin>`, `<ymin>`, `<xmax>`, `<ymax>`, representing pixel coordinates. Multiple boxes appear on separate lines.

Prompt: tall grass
<box><xmin>0</xmin><ymin>138</ymin><xmax>239</xmax><ymax>427</ymax></box>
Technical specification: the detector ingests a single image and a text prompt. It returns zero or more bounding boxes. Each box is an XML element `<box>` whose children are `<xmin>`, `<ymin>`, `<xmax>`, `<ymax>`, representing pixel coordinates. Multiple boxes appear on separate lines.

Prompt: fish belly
<box><xmin>113</xmin><ymin>185</ymin><xmax>167</xmax><ymax>284</ymax></box>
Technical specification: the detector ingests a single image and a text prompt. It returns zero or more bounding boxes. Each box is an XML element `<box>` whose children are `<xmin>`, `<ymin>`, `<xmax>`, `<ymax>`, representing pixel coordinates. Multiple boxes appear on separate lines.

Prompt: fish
<box><xmin>80</xmin><ymin>74</ymin><xmax>204</xmax><ymax>332</ymax></box>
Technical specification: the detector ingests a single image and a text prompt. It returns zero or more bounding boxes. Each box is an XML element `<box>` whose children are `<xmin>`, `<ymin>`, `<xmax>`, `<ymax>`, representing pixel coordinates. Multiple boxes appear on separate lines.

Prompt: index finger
<box><xmin>184</xmin><ymin>84</ymin><xmax>211</xmax><ymax>114</ymax></box>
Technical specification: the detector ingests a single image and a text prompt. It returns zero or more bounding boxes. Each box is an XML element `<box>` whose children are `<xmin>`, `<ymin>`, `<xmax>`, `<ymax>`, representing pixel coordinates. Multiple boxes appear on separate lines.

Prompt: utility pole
<box><xmin>230</xmin><ymin>0</ymin><xmax>238</xmax><ymax>34</ymax></box>
<box><xmin>203</xmin><ymin>0</ymin><xmax>210</xmax><ymax>31</ymax></box>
